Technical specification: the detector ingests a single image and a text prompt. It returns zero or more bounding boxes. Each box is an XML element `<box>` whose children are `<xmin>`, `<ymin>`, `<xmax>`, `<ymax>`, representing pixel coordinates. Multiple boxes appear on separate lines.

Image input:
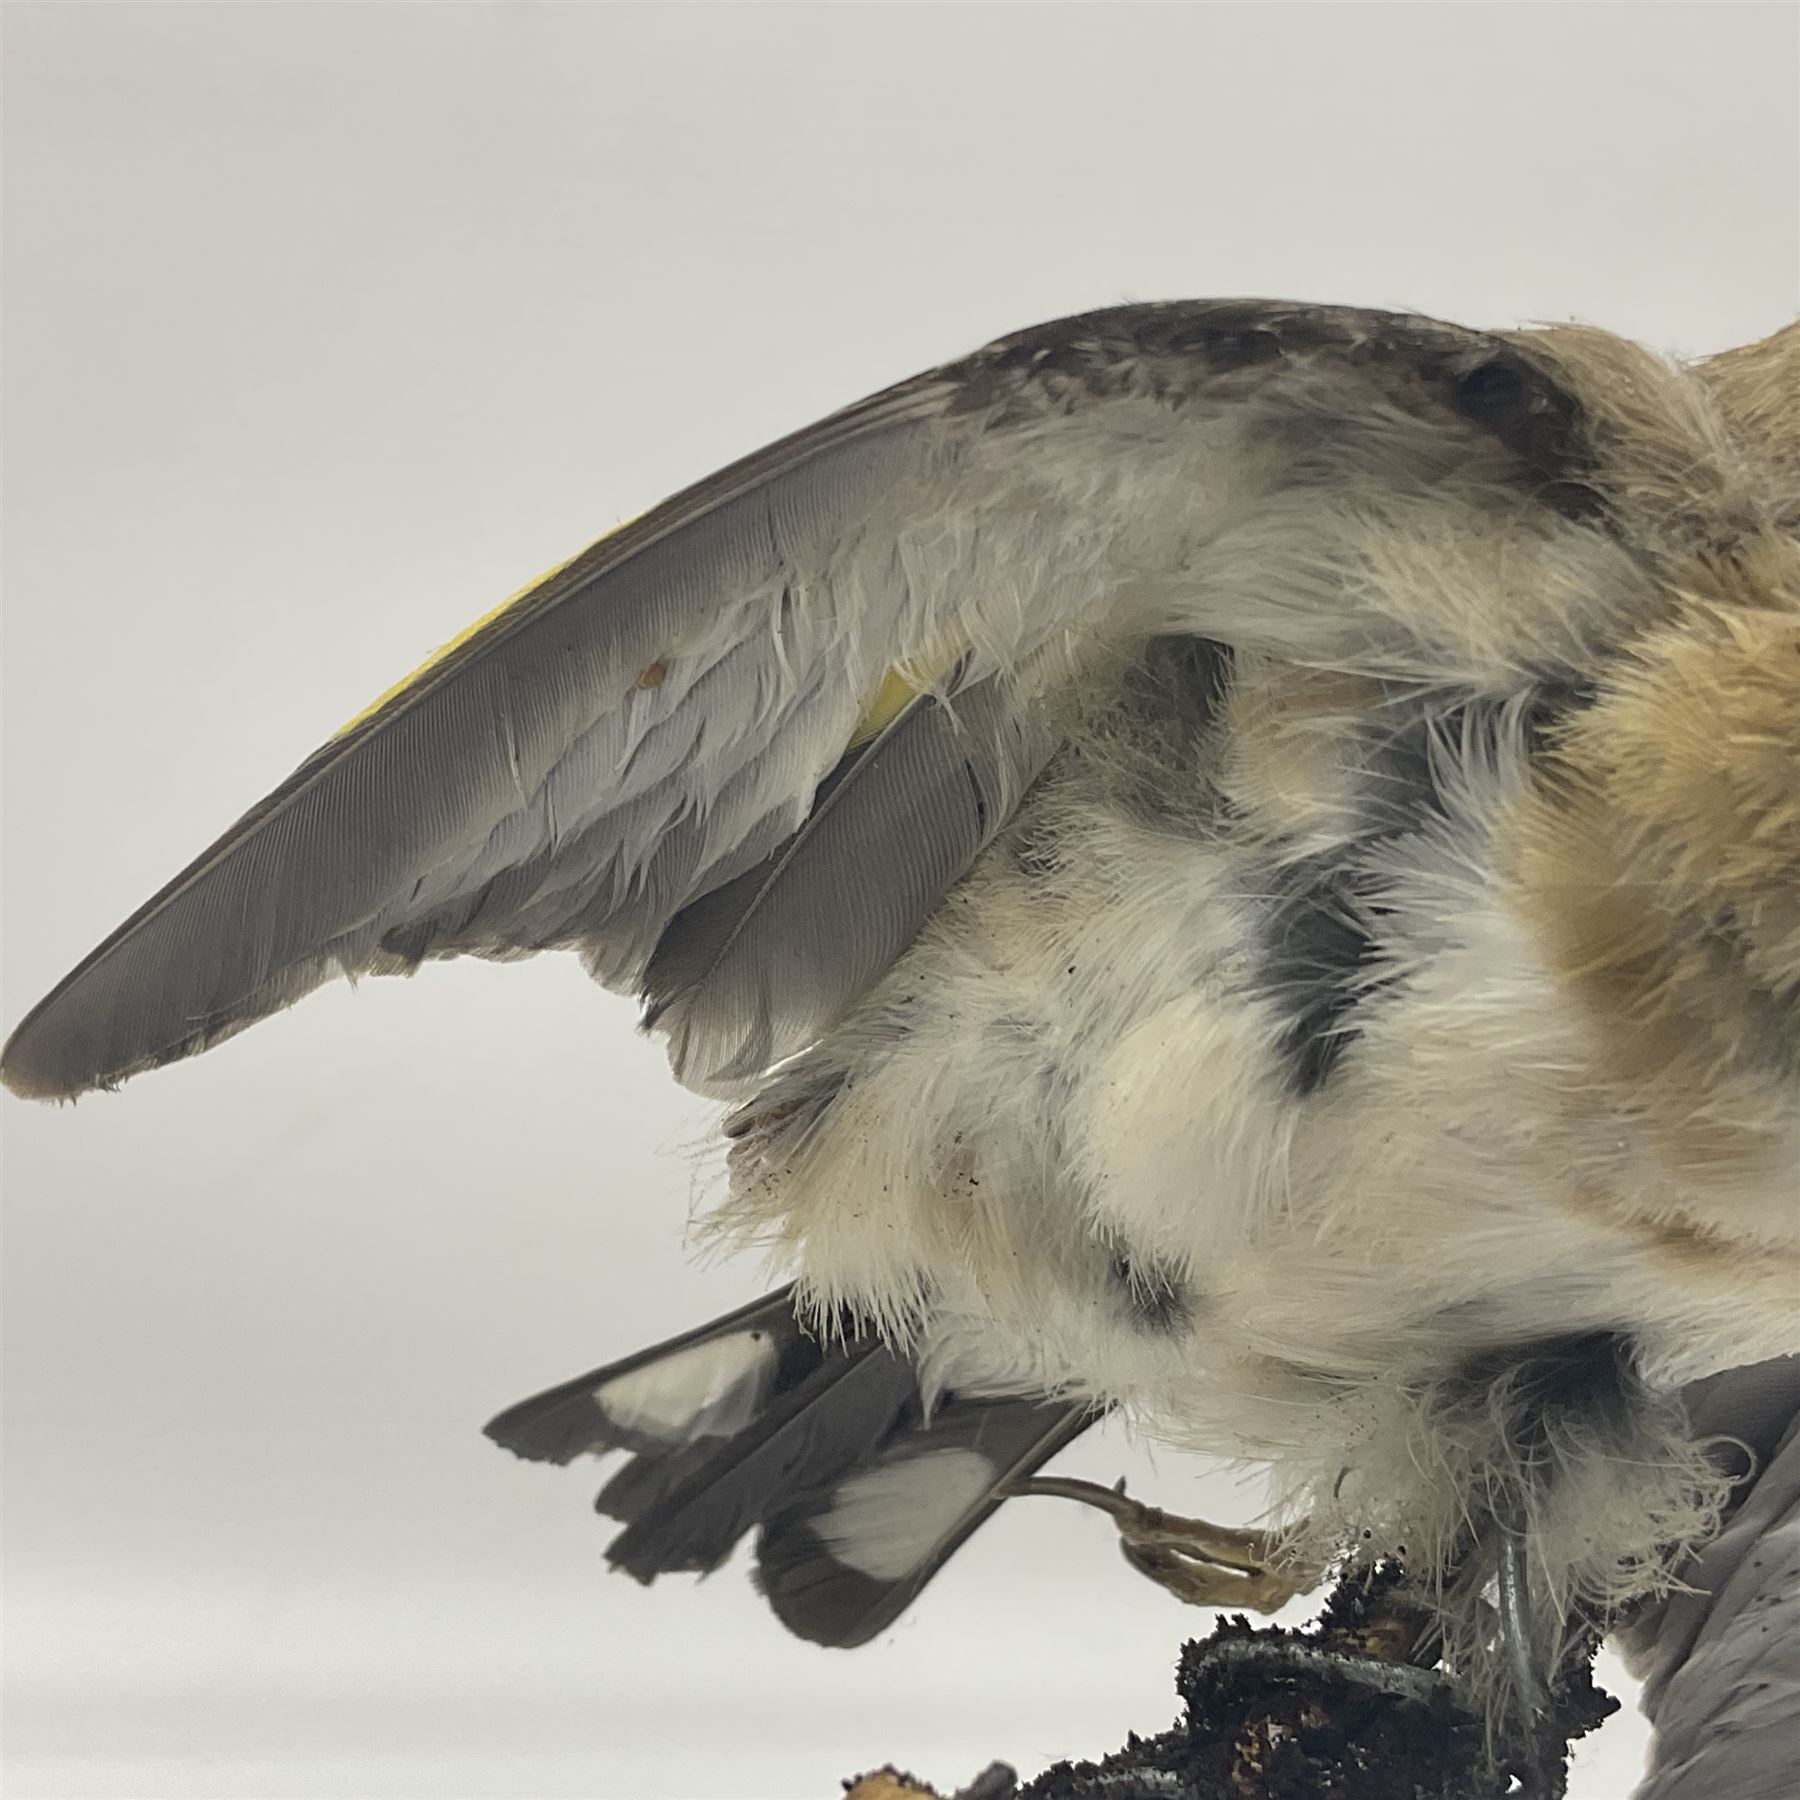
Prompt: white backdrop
<box><xmin>4</xmin><ymin>5</ymin><xmax>1796</xmax><ymax>1797</ymax></box>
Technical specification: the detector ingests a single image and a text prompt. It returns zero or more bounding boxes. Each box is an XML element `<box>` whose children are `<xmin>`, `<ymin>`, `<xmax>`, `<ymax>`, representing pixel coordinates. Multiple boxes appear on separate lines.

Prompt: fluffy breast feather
<box><xmin>712</xmin><ymin>512</ymin><xmax>1800</xmax><ymax>1668</ymax></box>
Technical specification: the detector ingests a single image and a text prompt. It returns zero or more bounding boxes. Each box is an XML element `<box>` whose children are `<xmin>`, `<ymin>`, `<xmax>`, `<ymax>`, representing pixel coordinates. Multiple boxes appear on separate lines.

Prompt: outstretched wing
<box><xmin>1</xmin><ymin>300</ymin><xmax>1592</xmax><ymax>1102</ymax></box>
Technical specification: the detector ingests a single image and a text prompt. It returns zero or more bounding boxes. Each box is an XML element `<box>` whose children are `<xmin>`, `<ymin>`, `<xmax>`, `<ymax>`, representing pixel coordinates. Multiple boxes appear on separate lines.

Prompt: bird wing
<box><xmin>0</xmin><ymin>300</ymin><xmax>1594</xmax><ymax>1102</ymax></box>
<box><xmin>1618</xmin><ymin>1358</ymin><xmax>1800</xmax><ymax>1800</ymax></box>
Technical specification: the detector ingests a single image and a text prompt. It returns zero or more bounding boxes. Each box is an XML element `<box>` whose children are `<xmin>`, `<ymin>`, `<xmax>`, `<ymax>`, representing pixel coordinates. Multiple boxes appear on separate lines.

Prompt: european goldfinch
<box><xmin>6</xmin><ymin>301</ymin><xmax>1797</xmax><ymax>1728</ymax></box>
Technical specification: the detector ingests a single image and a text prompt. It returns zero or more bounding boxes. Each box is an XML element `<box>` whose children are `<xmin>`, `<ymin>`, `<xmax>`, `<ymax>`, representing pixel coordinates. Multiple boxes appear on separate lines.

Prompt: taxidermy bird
<box><xmin>5</xmin><ymin>301</ymin><xmax>1797</xmax><ymax>1733</ymax></box>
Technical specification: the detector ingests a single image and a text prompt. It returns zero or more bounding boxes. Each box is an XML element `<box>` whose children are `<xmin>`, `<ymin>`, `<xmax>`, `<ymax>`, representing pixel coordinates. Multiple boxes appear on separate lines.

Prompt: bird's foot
<box><xmin>1010</xmin><ymin>1474</ymin><xmax>1314</xmax><ymax>1612</ymax></box>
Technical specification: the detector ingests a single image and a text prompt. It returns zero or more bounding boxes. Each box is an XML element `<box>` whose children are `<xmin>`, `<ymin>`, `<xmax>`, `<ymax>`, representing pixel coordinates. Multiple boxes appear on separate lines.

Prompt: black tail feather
<box><xmin>755</xmin><ymin>1393</ymin><xmax>1095</xmax><ymax>1647</ymax></box>
<box><xmin>483</xmin><ymin>1285</ymin><xmax>801</xmax><ymax>1463</ymax></box>
<box><xmin>484</xmin><ymin>1288</ymin><xmax>1098</xmax><ymax>1644</ymax></box>
<box><xmin>606</xmin><ymin>1342</ymin><xmax>916</xmax><ymax>1580</ymax></box>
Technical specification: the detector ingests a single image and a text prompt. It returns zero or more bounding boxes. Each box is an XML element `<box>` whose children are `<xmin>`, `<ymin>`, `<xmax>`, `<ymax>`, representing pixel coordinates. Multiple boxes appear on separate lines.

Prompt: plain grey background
<box><xmin>3</xmin><ymin>4</ymin><xmax>1797</xmax><ymax>1796</ymax></box>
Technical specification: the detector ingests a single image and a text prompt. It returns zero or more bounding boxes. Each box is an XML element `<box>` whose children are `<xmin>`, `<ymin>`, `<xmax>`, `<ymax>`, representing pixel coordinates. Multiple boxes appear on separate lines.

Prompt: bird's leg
<box><xmin>1009</xmin><ymin>1474</ymin><xmax>1315</xmax><ymax>1612</ymax></box>
<box><xmin>1495</xmin><ymin>1525</ymin><xmax>1551</xmax><ymax>1718</ymax></box>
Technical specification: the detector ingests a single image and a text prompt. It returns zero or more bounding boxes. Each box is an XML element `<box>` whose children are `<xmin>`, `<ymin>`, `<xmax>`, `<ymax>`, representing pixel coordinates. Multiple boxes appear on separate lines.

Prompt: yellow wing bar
<box><xmin>336</xmin><ymin>523</ymin><xmax>952</xmax><ymax>754</ymax></box>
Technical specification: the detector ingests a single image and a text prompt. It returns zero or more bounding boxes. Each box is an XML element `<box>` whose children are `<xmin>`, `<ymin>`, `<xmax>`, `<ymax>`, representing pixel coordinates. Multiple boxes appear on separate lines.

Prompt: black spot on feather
<box><xmin>1122</xmin><ymin>635</ymin><xmax>1235</xmax><ymax>731</ymax></box>
<box><xmin>1445</xmin><ymin>1330</ymin><xmax>1644</xmax><ymax>1474</ymax></box>
<box><xmin>1446</xmin><ymin>352</ymin><xmax>1602</xmax><ymax>519</ymax></box>
<box><xmin>1261</xmin><ymin>680</ymin><xmax>1603</xmax><ymax>1096</ymax></box>
<box><xmin>1367</xmin><ymin>681</ymin><xmax>1601</xmax><ymax>836</ymax></box>
<box><xmin>1259</xmin><ymin>857</ymin><xmax>1379</xmax><ymax>1096</ymax></box>
<box><xmin>1111</xmin><ymin>1252</ymin><xmax>1192</xmax><ymax>1336</ymax></box>
<box><xmin>1109</xmin><ymin>635</ymin><xmax>1236</xmax><ymax>831</ymax></box>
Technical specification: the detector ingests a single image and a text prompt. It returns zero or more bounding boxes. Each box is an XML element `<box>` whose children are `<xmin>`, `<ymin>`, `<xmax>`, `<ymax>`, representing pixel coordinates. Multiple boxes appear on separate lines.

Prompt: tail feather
<box><xmin>483</xmin><ymin>1286</ymin><xmax>802</xmax><ymax>1464</ymax></box>
<box><xmin>484</xmin><ymin>1288</ymin><xmax>1097</xmax><ymax>1645</ymax></box>
<box><xmin>594</xmin><ymin>1435</ymin><xmax>723</xmax><ymax>1525</ymax></box>
<box><xmin>606</xmin><ymin>1344</ymin><xmax>915</xmax><ymax>1580</ymax></box>
<box><xmin>755</xmin><ymin>1394</ymin><xmax>1095</xmax><ymax>1647</ymax></box>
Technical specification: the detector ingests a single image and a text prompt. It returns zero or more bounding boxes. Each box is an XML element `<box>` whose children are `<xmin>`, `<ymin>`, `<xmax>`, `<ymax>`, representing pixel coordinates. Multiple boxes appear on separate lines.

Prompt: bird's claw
<box><xmin>1010</xmin><ymin>1473</ymin><xmax>1313</xmax><ymax>1613</ymax></box>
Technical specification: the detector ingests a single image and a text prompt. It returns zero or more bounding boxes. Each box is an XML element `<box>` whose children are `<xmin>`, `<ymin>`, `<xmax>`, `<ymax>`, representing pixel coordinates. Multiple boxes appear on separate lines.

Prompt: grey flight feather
<box><xmin>0</xmin><ymin>393</ymin><xmax>949</xmax><ymax>1100</ymax></box>
<box><xmin>643</xmin><ymin>669</ymin><xmax>1052</xmax><ymax>1090</ymax></box>
<box><xmin>2</xmin><ymin>299</ymin><xmax>1596</xmax><ymax>1103</ymax></box>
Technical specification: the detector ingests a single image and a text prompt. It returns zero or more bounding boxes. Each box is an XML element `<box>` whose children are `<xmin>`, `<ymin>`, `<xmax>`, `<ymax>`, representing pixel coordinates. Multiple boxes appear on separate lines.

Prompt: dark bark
<box><xmin>847</xmin><ymin>1568</ymin><xmax>1617</xmax><ymax>1800</ymax></box>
